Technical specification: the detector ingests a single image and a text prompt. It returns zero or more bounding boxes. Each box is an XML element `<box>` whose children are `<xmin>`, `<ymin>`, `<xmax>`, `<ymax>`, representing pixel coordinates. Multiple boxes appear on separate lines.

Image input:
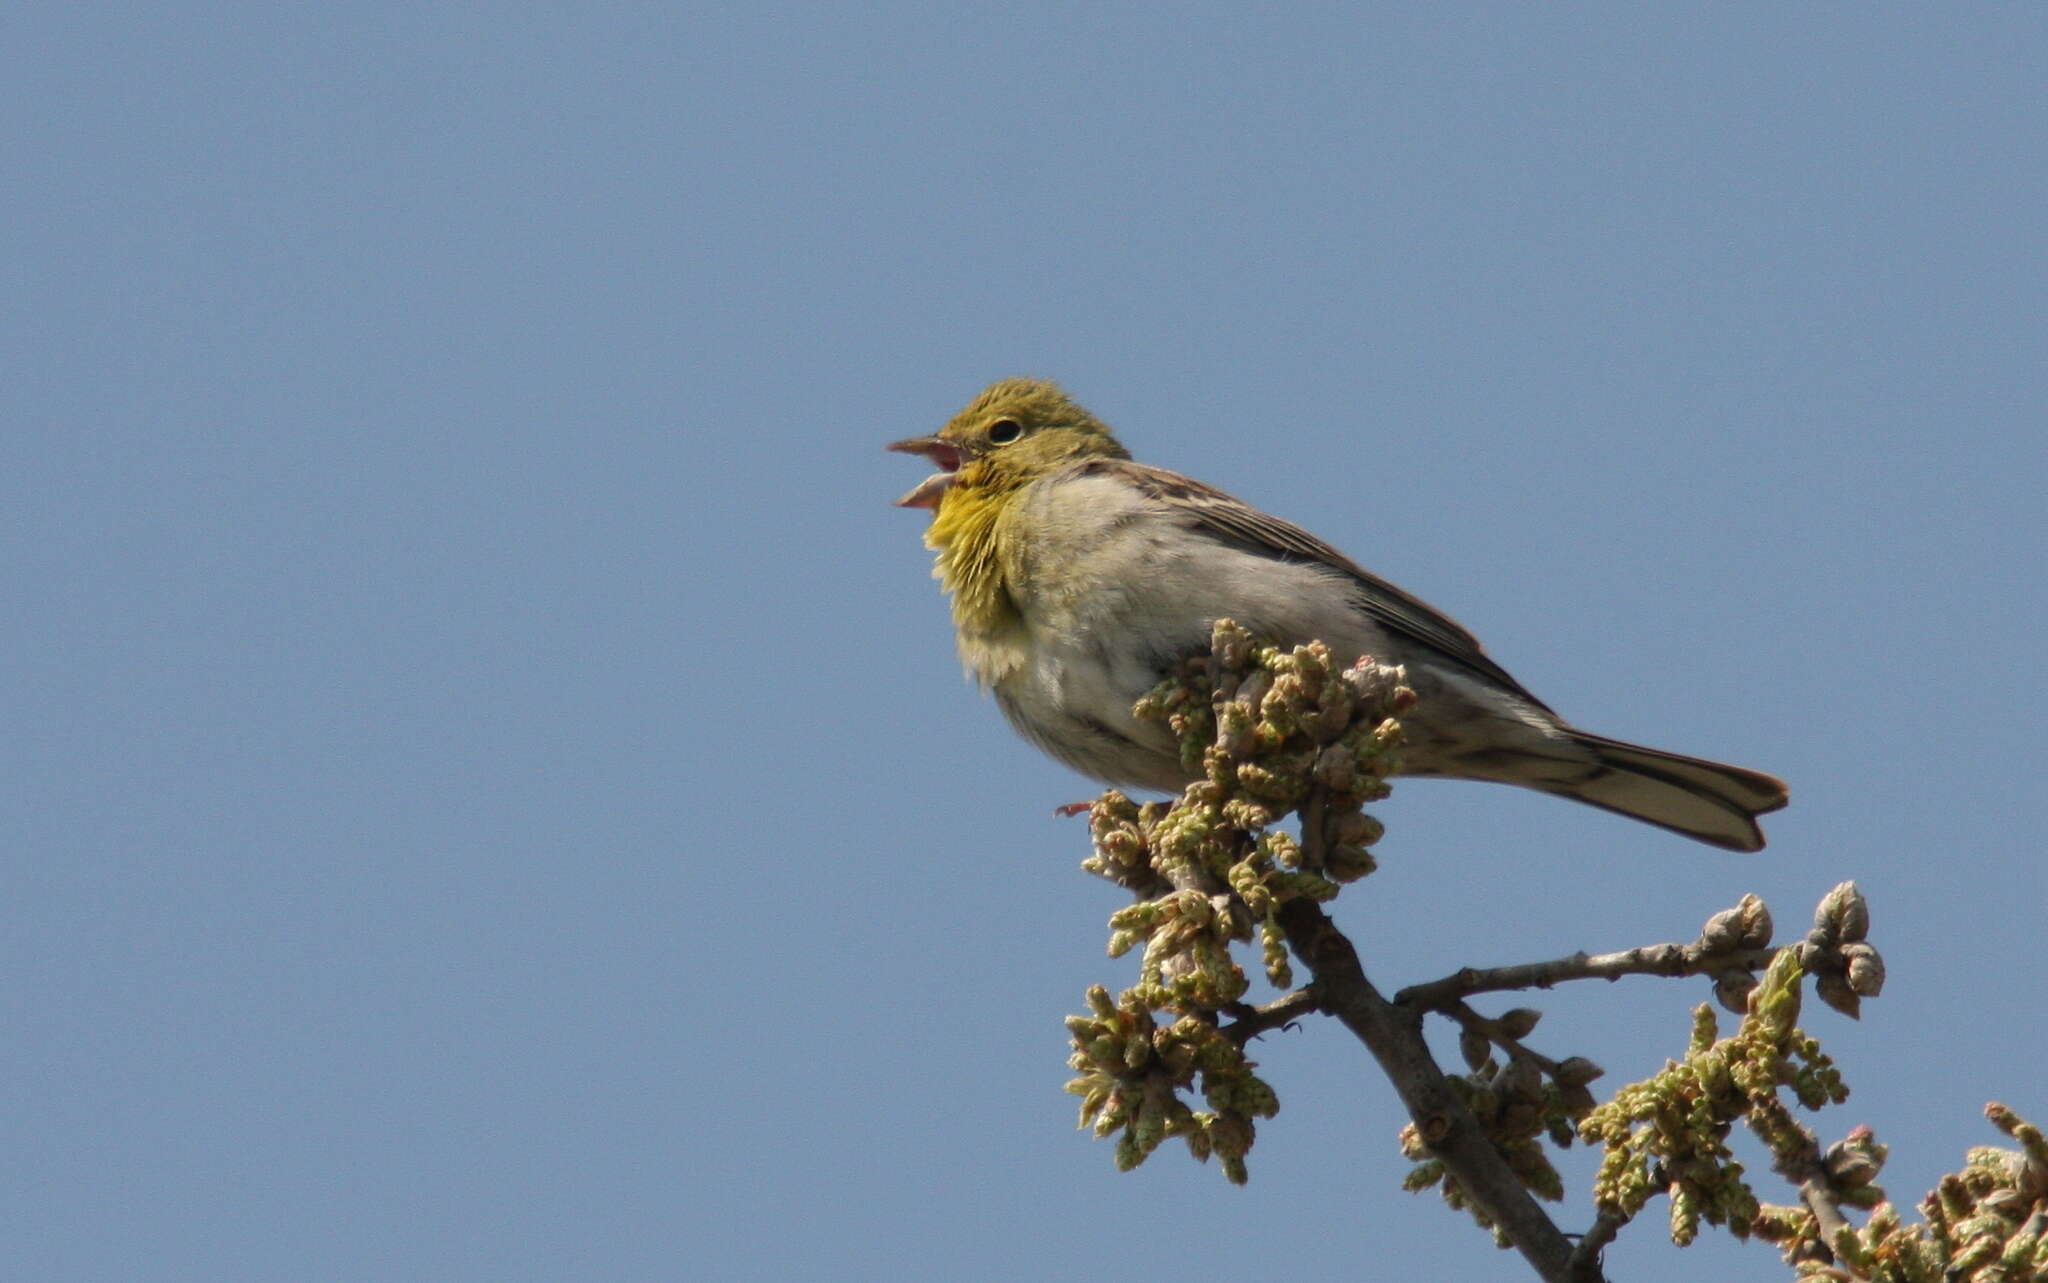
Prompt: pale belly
<box><xmin>991</xmin><ymin>630</ymin><xmax>1193</xmax><ymax>791</ymax></box>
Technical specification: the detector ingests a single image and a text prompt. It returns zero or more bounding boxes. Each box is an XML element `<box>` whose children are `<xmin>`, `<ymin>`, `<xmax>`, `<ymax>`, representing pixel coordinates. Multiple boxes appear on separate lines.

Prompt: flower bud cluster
<box><xmin>1405</xmin><ymin>1003</ymin><xmax>1609</xmax><ymax>1225</ymax></box>
<box><xmin>1756</xmin><ymin>1106</ymin><xmax>2048</xmax><ymax>1279</ymax></box>
<box><xmin>1698</xmin><ymin>893</ymin><xmax>1775</xmax><ymax>1015</ymax></box>
<box><xmin>1063</xmin><ymin>985</ymin><xmax>1277</xmax><ymax>1184</ymax></box>
<box><xmin>1581</xmin><ymin>950</ymin><xmax>1850</xmax><ymax>1247</ymax></box>
<box><xmin>1793</xmin><ymin>882</ymin><xmax>1886</xmax><ymax>1020</ymax></box>
<box><xmin>1066</xmin><ymin>620</ymin><xmax>1409</xmax><ymax>1182</ymax></box>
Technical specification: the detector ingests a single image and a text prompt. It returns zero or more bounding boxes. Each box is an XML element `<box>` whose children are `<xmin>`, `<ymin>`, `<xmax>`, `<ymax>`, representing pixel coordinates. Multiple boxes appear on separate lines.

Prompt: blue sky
<box><xmin>5</xmin><ymin>5</ymin><xmax>2044</xmax><ymax>1280</ymax></box>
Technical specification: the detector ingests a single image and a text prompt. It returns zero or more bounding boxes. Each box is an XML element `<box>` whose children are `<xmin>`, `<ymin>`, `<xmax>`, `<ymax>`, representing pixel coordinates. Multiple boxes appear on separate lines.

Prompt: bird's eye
<box><xmin>987</xmin><ymin>419</ymin><xmax>1023</xmax><ymax>444</ymax></box>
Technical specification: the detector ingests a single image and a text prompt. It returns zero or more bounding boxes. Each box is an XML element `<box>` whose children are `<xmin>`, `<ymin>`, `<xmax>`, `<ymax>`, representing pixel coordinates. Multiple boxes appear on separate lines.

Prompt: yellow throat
<box><xmin>896</xmin><ymin>377</ymin><xmax>1132</xmax><ymax>683</ymax></box>
<box><xmin>924</xmin><ymin>467</ymin><xmax>1028</xmax><ymax>667</ymax></box>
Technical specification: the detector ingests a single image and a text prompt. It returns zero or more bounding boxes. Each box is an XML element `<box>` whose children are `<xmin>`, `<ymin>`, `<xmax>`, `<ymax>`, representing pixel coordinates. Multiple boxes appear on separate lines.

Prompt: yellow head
<box><xmin>887</xmin><ymin>378</ymin><xmax>1128</xmax><ymax>511</ymax></box>
<box><xmin>888</xmin><ymin>379</ymin><xmax>1130</xmax><ymax>650</ymax></box>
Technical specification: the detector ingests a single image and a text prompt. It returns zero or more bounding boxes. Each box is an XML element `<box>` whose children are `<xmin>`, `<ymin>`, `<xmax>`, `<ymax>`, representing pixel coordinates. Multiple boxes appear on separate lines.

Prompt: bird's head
<box><xmin>888</xmin><ymin>378</ymin><xmax>1129</xmax><ymax>509</ymax></box>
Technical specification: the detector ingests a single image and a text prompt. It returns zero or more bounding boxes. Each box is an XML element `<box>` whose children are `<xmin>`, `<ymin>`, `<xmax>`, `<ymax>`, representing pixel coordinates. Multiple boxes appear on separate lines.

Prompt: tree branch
<box><xmin>1394</xmin><ymin>943</ymin><xmax>1776</xmax><ymax>1011</ymax></box>
<box><xmin>1276</xmin><ymin>897</ymin><xmax>1605</xmax><ymax>1283</ymax></box>
<box><xmin>1777</xmin><ymin>1132</ymin><xmax>1856</xmax><ymax>1263</ymax></box>
<box><xmin>1221</xmin><ymin>988</ymin><xmax>1321</xmax><ymax>1045</ymax></box>
<box><xmin>1568</xmin><ymin>1210</ymin><xmax>1624</xmax><ymax>1276</ymax></box>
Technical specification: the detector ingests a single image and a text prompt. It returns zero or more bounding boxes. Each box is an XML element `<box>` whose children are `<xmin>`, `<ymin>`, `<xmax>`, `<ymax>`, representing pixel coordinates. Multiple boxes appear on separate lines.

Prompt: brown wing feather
<box><xmin>1081</xmin><ymin>458</ymin><xmax>1551</xmax><ymax>710</ymax></box>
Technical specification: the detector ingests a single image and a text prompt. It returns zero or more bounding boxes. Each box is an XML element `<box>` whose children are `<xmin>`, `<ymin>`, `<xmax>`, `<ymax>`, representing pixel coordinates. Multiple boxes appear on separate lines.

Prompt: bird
<box><xmin>888</xmin><ymin>378</ymin><xmax>1788</xmax><ymax>851</ymax></box>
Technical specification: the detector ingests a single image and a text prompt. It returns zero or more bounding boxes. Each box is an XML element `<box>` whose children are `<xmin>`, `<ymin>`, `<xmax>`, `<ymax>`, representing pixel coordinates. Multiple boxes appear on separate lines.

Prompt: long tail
<box><xmin>1531</xmin><ymin>732</ymin><xmax>1789</xmax><ymax>852</ymax></box>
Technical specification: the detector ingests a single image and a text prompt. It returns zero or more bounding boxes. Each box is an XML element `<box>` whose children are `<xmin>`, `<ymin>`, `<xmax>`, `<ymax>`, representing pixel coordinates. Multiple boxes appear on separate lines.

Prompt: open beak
<box><xmin>887</xmin><ymin>435</ymin><xmax>964</xmax><ymax>509</ymax></box>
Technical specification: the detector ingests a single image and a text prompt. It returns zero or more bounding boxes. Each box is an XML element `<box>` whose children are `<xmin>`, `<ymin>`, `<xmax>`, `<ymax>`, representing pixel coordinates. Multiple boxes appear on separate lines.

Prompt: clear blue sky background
<box><xmin>6</xmin><ymin>6</ymin><xmax>2044</xmax><ymax>1280</ymax></box>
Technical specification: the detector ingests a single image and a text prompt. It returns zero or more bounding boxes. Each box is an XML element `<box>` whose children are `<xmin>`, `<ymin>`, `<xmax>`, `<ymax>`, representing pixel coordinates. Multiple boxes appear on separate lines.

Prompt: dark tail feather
<box><xmin>1537</xmin><ymin>732</ymin><xmax>1789</xmax><ymax>852</ymax></box>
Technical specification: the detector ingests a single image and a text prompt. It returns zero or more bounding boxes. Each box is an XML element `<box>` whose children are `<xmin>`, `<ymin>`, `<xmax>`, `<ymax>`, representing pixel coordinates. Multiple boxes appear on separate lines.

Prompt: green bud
<box><xmin>1292</xmin><ymin>641</ymin><xmax>1331</xmax><ymax>685</ymax></box>
<box><xmin>1219</xmin><ymin>798</ymin><xmax>1274</xmax><ymax>830</ymax></box>
<box><xmin>1670</xmin><ymin>1184</ymin><xmax>1701</xmax><ymax>1246</ymax></box>
<box><xmin>1814</xmin><ymin>971</ymin><xmax>1861</xmax><ymax>1020</ymax></box>
<box><xmin>1324</xmin><ymin>843</ymin><xmax>1378</xmax><ymax>883</ymax></box>
<box><xmin>1700</xmin><ymin>894</ymin><xmax>1773</xmax><ymax>953</ymax></box>
<box><xmin>1690</xmin><ymin>1003</ymin><xmax>1721</xmax><ymax>1054</ymax></box>
<box><xmin>1813</xmin><ymin>881</ymin><xmax>1869</xmax><ymax>945</ymax></box>
<box><xmin>1403</xmin><ymin>1159</ymin><xmax>1446</xmax><ymax>1191</ymax></box>
<box><xmin>1699</xmin><ymin>904</ymin><xmax>1745</xmax><ymax>954</ymax></box>
<box><xmin>1558</xmin><ymin>1084</ymin><xmax>1597</xmax><ymax>1120</ymax></box>
<box><xmin>1210</xmin><ymin>619</ymin><xmax>1251</xmax><ymax>670</ymax></box>
<box><xmin>1840</xmin><ymin>942</ymin><xmax>1885</xmax><ymax>997</ymax></box>
<box><xmin>1113</xmin><ymin>1131</ymin><xmax>1143</xmax><ymax>1171</ymax></box>
<box><xmin>1214</xmin><ymin>700</ymin><xmax>1255</xmax><ymax>758</ymax></box>
<box><xmin>1736</xmin><ymin>894</ymin><xmax>1774</xmax><ymax>949</ymax></box>
<box><xmin>1824</xmin><ymin>1143</ymin><xmax>1885</xmax><ymax>1190</ymax></box>
<box><xmin>1326</xmin><ymin>808</ymin><xmax>1383</xmax><ymax>848</ymax></box>
<box><xmin>1312</xmin><ymin>743</ymin><xmax>1356</xmax><ymax>791</ymax></box>
<box><xmin>1712</xmin><ymin>968</ymin><xmax>1758</xmax><ymax>1016</ymax></box>
<box><xmin>1496</xmin><ymin>1008</ymin><xmax>1542</xmax><ymax>1039</ymax></box>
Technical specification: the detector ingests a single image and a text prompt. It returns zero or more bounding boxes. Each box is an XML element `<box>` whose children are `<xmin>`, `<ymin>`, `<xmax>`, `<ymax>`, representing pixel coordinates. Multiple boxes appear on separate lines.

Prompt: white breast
<box><xmin>986</xmin><ymin>471</ymin><xmax>1401</xmax><ymax>787</ymax></box>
